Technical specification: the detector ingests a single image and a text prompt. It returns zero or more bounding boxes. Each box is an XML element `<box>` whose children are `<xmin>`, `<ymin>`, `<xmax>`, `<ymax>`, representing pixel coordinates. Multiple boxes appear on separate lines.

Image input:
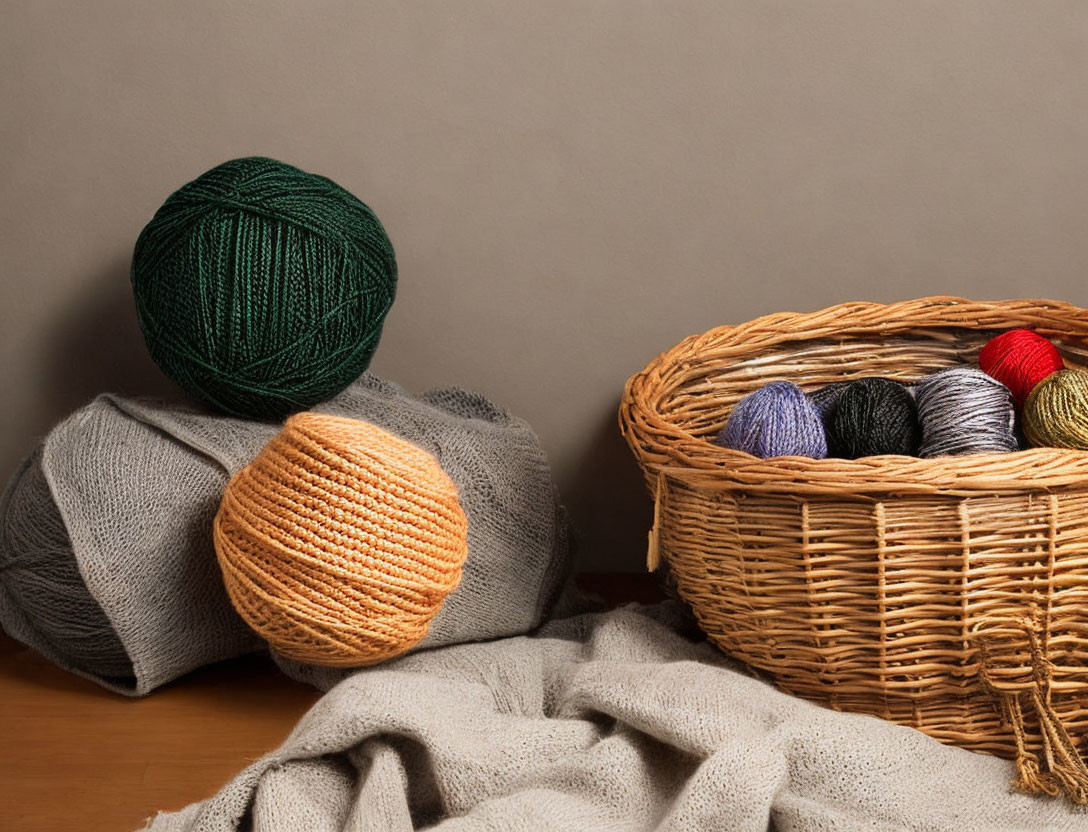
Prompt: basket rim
<box><xmin>619</xmin><ymin>296</ymin><xmax>1088</xmax><ymax>496</ymax></box>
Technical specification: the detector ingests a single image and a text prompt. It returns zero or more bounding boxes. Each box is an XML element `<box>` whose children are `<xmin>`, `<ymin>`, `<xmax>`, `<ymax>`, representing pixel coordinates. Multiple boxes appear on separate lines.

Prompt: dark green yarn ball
<box><xmin>131</xmin><ymin>157</ymin><xmax>397</xmax><ymax>419</ymax></box>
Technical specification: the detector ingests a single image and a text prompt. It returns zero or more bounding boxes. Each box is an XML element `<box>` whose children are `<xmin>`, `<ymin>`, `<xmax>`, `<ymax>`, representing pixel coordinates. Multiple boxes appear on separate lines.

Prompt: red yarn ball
<box><xmin>978</xmin><ymin>329</ymin><xmax>1064</xmax><ymax>407</ymax></box>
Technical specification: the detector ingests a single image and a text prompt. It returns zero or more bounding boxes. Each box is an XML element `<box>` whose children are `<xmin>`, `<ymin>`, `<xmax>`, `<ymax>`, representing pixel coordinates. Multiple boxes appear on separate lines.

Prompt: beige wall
<box><xmin>3</xmin><ymin>2</ymin><xmax>1088</xmax><ymax>570</ymax></box>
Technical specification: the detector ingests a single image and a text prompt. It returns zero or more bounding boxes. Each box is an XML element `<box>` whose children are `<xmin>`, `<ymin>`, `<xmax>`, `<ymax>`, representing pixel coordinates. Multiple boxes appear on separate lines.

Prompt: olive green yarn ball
<box><xmin>1023</xmin><ymin>368</ymin><xmax>1088</xmax><ymax>451</ymax></box>
<box><xmin>131</xmin><ymin>157</ymin><xmax>397</xmax><ymax>419</ymax></box>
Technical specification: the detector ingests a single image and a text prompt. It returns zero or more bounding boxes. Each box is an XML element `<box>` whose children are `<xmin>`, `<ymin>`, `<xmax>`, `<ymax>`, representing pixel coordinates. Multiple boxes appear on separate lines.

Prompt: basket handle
<box><xmin>979</xmin><ymin>618</ymin><xmax>1088</xmax><ymax>803</ymax></box>
<box><xmin>646</xmin><ymin>472</ymin><xmax>668</xmax><ymax>572</ymax></box>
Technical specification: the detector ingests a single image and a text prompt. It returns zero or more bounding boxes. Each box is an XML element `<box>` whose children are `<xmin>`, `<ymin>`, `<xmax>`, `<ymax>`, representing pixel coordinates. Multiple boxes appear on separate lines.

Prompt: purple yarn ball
<box><xmin>715</xmin><ymin>381</ymin><xmax>829</xmax><ymax>459</ymax></box>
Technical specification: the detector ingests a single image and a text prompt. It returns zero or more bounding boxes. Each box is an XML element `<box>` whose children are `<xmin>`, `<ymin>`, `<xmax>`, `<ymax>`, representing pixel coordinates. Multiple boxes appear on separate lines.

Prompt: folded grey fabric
<box><xmin>142</xmin><ymin>602</ymin><xmax>1083</xmax><ymax>832</ymax></box>
<box><xmin>0</xmin><ymin>374</ymin><xmax>571</xmax><ymax>695</ymax></box>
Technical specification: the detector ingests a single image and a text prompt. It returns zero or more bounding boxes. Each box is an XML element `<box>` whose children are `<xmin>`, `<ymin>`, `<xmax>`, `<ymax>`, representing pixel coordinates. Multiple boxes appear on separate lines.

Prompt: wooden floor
<box><xmin>0</xmin><ymin>632</ymin><xmax>320</xmax><ymax>831</ymax></box>
<box><xmin>0</xmin><ymin>574</ymin><xmax>661</xmax><ymax>831</ymax></box>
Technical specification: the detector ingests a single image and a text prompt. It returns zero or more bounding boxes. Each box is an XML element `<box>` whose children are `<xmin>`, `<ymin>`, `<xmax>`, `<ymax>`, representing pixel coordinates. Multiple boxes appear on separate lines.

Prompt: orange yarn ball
<box><xmin>978</xmin><ymin>329</ymin><xmax>1064</xmax><ymax>407</ymax></box>
<box><xmin>214</xmin><ymin>412</ymin><xmax>468</xmax><ymax>667</ymax></box>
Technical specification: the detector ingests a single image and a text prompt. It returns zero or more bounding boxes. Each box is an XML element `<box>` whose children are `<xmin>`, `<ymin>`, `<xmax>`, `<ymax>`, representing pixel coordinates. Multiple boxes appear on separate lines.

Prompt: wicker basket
<box><xmin>619</xmin><ymin>297</ymin><xmax>1088</xmax><ymax>802</ymax></box>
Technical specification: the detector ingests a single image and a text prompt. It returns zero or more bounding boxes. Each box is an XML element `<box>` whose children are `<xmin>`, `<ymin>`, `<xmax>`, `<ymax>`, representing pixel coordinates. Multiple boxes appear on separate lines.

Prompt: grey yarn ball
<box><xmin>915</xmin><ymin>366</ymin><xmax>1019</xmax><ymax>457</ymax></box>
<box><xmin>0</xmin><ymin>449</ymin><xmax>132</xmax><ymax>679</ymax></box>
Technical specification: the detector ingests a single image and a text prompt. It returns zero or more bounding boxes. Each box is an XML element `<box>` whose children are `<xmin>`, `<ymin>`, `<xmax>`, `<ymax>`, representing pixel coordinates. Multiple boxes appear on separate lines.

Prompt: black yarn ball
<box><xmin>808</xmin><ymin>381</ymin><xmax>850</xmax><ymax>423</ymax></box>
<box><xmin>809</xmin><ymin>380</ymin><xmax>848</xmax><ymax>450</ymax></box>
<box><xmin>807</xmin><ymin>381</ymin><xmax>850</xmax><ymax>456</ymax></box>
<box><xmin>829</xmin><ymin>378</ymin><xmax>920</xmax><ymax>458</ymax></box>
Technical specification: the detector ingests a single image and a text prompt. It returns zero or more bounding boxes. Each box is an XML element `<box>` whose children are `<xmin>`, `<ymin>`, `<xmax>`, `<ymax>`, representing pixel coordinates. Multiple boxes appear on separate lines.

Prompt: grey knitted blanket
<box><xmin>0</xmin><ymin>375</ymin><xmax>570</xmax><ymax>694</ymax></box>
<box><xmin>144</xmin><ymin>602</ymin><xmax>1085</xmax><ymax>832</ymax></box>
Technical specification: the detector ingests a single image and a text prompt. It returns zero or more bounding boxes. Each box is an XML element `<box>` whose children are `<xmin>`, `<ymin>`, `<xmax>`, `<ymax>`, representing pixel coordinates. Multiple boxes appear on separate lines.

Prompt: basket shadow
<box><xmin>564</xmin><ymin>401</ymin><xmax>655</xmax><ymax>574</ymax></box>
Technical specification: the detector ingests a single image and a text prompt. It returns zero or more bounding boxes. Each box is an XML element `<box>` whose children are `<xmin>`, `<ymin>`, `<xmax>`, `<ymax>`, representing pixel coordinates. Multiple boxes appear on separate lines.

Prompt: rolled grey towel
<box><xmin>0</xmin><ymin>374</ymin><xmax>572</xmax><ymax>695</ymax></box>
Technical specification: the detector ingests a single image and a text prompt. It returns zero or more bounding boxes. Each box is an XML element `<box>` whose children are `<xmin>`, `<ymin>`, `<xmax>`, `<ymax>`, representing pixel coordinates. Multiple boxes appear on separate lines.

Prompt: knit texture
<box><xmin>829</xmin><ymin>377</ymin><xmax>920</xmax><ymax>458</ymax></box>
<box><xmin>0</xmin><ymin>448</ymin><xmax>132</xmax><ymax>679</ymax></box>
<box><xmin>0</xmin><ymin>399</ymin><xmax>257</xmax><ymax>695</ymax></box>
<box><xmin>143</xmin><ymin>603</ymin><xmax>1086</xmax><ymax>832</ymax></box>
<box><xmin>915</xmin><ymin>366</ymin><xmax>1019</xmax><ymax>457</ymax></box>
<box><xmin>215</xmin><ymin>413</ymin><xmax>468</xmax><ymax>667</ymax></box>
<box><xmin>1023</xmin><ymin>369</ymin><xmax>1088</xmax><ymax>450</ymax></box>
<box><xmin>0</xmin><ymin>374</ymin><xmax>570</xmax><ymax>695</ymax></box>
<box><xmin>715</xmin><ymin>381</ymin><xmax>827</xmax><ymax>459</ymax></box>
<box><xmin>131</xmin><ymin>157</ymin><xmax>397</xmax><ymax>419</ymax></box>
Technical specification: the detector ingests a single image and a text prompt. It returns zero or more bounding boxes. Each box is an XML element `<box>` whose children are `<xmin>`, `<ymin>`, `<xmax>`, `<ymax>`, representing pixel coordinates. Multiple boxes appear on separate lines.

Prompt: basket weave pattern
<box><xmin>620</xmin><ymin>298</ymin><xmax>1088</xmax><ymax>801</ymax></box>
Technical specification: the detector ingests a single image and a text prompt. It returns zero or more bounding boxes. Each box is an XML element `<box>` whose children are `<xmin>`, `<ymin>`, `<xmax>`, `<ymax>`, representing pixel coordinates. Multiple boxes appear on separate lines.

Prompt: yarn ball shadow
<box><xmin>38</xmin><ymin>258</ymin><xmax>194</xmax><ymax>427</ymax></box>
